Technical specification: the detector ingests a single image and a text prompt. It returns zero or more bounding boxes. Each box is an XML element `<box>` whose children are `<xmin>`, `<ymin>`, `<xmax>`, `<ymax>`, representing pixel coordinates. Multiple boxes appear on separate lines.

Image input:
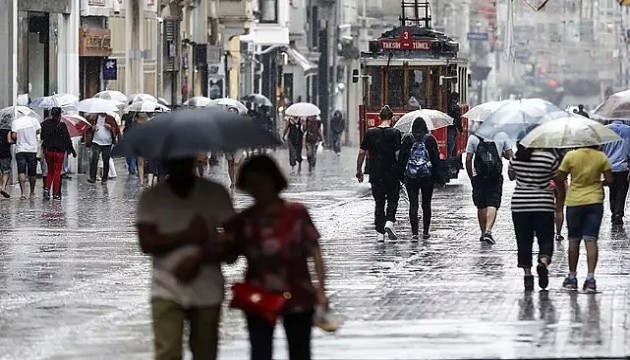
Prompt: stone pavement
<box><xmin>0</xmin><ymin>149</ymin><xmax>628</xmax><ymax>359</ymax></box>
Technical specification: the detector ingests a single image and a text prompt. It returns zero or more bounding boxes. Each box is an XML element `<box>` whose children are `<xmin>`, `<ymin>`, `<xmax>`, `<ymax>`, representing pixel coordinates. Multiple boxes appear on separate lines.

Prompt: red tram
<box><xmin>355</xmin><ymin>0</ymin><xmax>469</xmax><ymax>181</ymax></box>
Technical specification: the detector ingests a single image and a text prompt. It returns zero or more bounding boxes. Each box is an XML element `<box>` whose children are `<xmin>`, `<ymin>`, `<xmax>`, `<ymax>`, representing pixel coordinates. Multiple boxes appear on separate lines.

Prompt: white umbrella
<box><xmin>520</xmin><ymin>113</ymin><xmax>621</xmax><ymax>149</ymax></box>
<box><xmin>394</xmin><ymin>109</ymin><xmax>453</xmax><ymax>133</ymax></box>
<box><xmin>128</xmin><ymin>93</ymin><xmax>157</xmax><ymax>104</ymax></box>
<box><xmin>157</xmin><ymin>97</ymin><xmax>170</xmax><ymax>106</ymax></box>
<box><xmin>30</xmin><ymin>93</ymin><xmax>79</xmax><ymax>109</ymax></box>
<box><xmin>76</xmin><ymin>98</ymin><xmax>120</xmax><ymax>114</ymax></box>
<box><xmin>11</xmin><ymin>116</ymin><xmax>40</xmax><ymax>131</ymax></box>
<box><xmin>94</xmin><ymin>90</ymin><xmax>127</xmax><ymax>104</ymax></box>
<box><xmin>184</xmin><ymin>96</ymin><xmax>214</xmax><ymax>107</ymax></box>
<box><xmin>463</xmin><ymin>100</ymin><xmax>508</xmax><ymax>122</ymax></box>
<box><xmin>285</xmin><ymin>102</ymin><xmax>321</xmax><ymax>117</ymax></box>
<box><xmin>129</xmin><ymin>100</ymin><xmax>171</xmax><ymax>113</ymax></box>
<box><xmin>209</xmin><ymin>98</ymin><xmax>248</xmax><ymax>114</ymax></box>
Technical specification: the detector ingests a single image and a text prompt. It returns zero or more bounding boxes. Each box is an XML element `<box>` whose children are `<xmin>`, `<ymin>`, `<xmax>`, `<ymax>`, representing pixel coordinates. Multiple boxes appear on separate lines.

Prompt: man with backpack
<box><xmin>466</xmin><ymin>132</ymin><xmax>513</xmax><ymax>244</ymax></box>
<box><xmin>356</xmin><ymin>105</ymin><xmax>402</xmax><ymax>242</ymax></box>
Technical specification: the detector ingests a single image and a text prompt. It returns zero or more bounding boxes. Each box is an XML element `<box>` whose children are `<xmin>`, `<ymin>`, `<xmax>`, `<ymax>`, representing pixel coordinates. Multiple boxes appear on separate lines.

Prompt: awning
<box><xmin>286</xmin><ymin>47</ymin><xmax>318</xmax><ymax>77</ymax></box>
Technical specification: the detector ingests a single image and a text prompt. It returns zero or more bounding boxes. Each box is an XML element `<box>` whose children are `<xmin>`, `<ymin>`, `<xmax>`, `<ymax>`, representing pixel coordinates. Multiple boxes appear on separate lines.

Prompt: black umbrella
<box><xmin>112</xmin><ymin>109</ymin><xmax>280</xmax><ymax>159</ymax></box>
<box><xmin>241</xmin><ymin>94</ymin><xmax>273</xmax><ymax>108</ymax></box>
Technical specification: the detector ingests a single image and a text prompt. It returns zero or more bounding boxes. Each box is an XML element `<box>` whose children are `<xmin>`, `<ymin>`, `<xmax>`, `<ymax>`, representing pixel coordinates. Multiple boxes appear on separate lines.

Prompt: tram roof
<box><xmin>363</xmin><ymin>25</ymin><xmax>460</xmax><ymax>60</ymax></box>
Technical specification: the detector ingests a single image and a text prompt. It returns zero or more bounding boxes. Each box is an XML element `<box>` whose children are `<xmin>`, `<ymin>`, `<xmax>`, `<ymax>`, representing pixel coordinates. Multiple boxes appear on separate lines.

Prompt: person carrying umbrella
<box><xmin>601</xmin><ymin>120</ymin><xmax>630</xmax><ymax>225</ymax></box>
<box><xmin>86</xmin><ymin>112</ymin><xmax>120</xmax><ymax>185</ymax></box>
<box><xmin>11</xmin><ymin>116</ymin><xmax>41</xmax><ymax>200</ymax></box>
<box><xmin>282</xmin><ymin>116</ymin><xmax>304</xmax><ymax>172</ymax></box>
<box><xmin>398</xmin><ymin>117</ymin><xmax>444</xmax><ymax>241</ymax></box>
<box><xmin>303</xmin><ymin>115</ymin><xmax>324</xmax><ymax>173</ymax></box>
<box><xmin>40</xmin><ymin>107</ymin><xmax>77</xmax><ymax>200</ymax></box>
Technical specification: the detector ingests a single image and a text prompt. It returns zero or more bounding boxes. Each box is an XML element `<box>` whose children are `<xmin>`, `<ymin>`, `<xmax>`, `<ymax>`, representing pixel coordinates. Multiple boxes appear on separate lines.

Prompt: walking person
<box><xmin>602</xmin><ymin>120</ymin><xmax>630</xmax><ymax>225</ymax></box>
<box><xmin>446</xmin><ymin>92</ymin><xmax>463</xmax><ymax>159</ymax></box>
<box><xmin>40</xmin><ymin>107</ymin><xmax>77</xmax><ymax>200</ymax></box>
<box><xmin>330</xmin><ymin>110</ymin><xmax>345</xmax><ymax>155</ymax></box>
<box><xmin>0</xmin><ymin>126</ymin><xmax>12</xmax><ymax>198</ymax></box>
<box><xmin>557</xmin><ymin>146</ymin><xmax>613</xmax><ymax>292</ymax></box>
<box><xmin>398</xmin><ymin>117</ymin><xmax>444</xmax><ymax>241</ymax></box>
<box><xmin>356</xmin><ymin>105</ymin><xmax>403</xmax><ymax>242</ymax></box>
<box><xmin>11</xmin><ymin>114</ymin><xmax>41</xmax><ymax>200</ymax></box>
<box><xmin>508</xmin><ymin>145</ymin><xmax>563</xmax><ymax>291</ymax></box>
<box><xmin>303</xmin><ymin>116</ymin><xmax>323</xmax><ymax>173</ymax></box>
<box><xmin>136</xmin><ymin>157</ymin><xmax>235</xmax><ymax>360</ymax></box>
<box><xmin>282</xmin><ymin>116</ymin><xmax>303</xmax><ymax>172</ymax></box>
<box><xmin>223</xmin><ymin>155</ymin><xmax>329</xmax><ymax>360</ymax></box>
<box><xmin>122</xmin><ymin>111</ymin><xmax>138</xmax><ymax>175</ymax></box>
<box><xmin>576</xmin><ymin>104</ymin><xmax>590</xmax><ymax>118</ymax></box>
<box><xmin>465</xmin><ymin>132</ymin><xmax>514</xmax><ymax>244</ymax></box>
<box><xmin>86</xmin><ymin>112</ymin><xmax>120</xmax><ymax>185</ymax></box>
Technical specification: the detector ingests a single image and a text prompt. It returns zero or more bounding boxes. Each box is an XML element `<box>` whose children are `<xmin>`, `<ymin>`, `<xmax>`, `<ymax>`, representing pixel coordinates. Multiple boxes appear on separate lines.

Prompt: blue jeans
<box><xmin>332</xmin><ymin>132</ymin><xmax>343</xmax><ymax>153</ymax></box>
<box><xmin>566</xmin><ymin>204</ymin><xmax>604</xmax><ymax>242</ymax></box>
<box><xmin>127</xmin><ymin>157</ymin><xmax>137</xmax><ymax>175</ymax></box>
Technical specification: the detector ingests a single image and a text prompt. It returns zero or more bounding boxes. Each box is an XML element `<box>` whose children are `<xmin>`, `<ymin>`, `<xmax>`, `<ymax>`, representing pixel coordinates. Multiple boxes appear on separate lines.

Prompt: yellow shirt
<box><xmin>559</xmin><ymin>148</ymin><xmax>612</xmax><ymax>207</ymax></box>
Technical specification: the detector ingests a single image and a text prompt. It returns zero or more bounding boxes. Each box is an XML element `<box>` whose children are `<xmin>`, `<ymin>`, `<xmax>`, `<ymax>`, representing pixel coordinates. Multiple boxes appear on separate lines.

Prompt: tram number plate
<box><xmin>379</xmin><ymin>39</ymin><xmax>432</xmax><ymax>51</ymax></box>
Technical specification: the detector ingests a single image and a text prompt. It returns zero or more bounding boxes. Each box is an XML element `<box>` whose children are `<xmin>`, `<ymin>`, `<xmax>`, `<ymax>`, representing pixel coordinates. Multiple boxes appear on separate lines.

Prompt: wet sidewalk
<box><xmin>0</xmin><ymin>149</ymin><xmax>628</xmax><ymax>359</ymax></box>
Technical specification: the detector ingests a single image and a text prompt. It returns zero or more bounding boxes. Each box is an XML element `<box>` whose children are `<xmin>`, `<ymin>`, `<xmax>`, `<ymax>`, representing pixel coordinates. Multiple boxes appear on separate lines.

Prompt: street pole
<box><xmin>125</xmin><ymin>0</ymin><xmax>144</xmax><ymax>94</ymax></box>
<box><xmin>0</xmin><ymin>0</ymin><xmax>17</xmax><ymax>107</ymax></box>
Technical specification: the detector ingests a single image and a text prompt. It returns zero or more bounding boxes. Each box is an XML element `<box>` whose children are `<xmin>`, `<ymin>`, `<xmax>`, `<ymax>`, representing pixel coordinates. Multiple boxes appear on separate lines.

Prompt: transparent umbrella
<box><xmin>30</xmin><ymin>94</ymin><xmax>79</xmax><ymax>109</ymax></box>
<box><xmin>129</xmin><ymin>100</ymin><xmax>171</xmax><ymax>113</ymax></box>
<box><xmin>76</xmin><ymin>98</ymin><xmax>120</xmax><ymax>114</ymax></box>
<box><xmin>94</xmin><ymin>90</ymin><xmax>127</xmax><ymax>104</ymax></box>
<box><xmin>463</xmin><ymin>100</ymin><xmax>508</xmax><ymax>122</ymax></box>
<box><xmin>474</xmin><ymin>98</ymin><xmax>563</xmax><ymax>141</ymax></box>
<box><xmin>592</xmin><ymin>90</ymin><xmax>630</xmax><ymax>120</ymax></box>
<box><xmin>127</xmin><ymin>93</ymin><xmax>157</xmax><ymax>104</ymax></box>
<box><xmin>394</xmin><ymin>109</ymin><xmax>453</xmax><ymax>133</ymax></box>
<box><xmin>208</xmin><ymin>98</ymin><xmax>248</xmax><ymax>114</ymax></box>
<box><xmin>184</xmin><ymin>96</ymin><xmax>213</xmax><ymax>108</ymax></box>
<box><xmin>520</xmin><ymin>113</ymin><xmax>621</xmax><ymax>149</ymax></box>
<box><xmin>0</xmin><ymin>106</ymin><xmax>41</xmax><ymax>130</ymax></box>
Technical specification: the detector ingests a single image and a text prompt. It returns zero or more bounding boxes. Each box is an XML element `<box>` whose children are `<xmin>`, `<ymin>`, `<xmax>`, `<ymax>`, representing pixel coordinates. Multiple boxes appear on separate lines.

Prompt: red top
<box><xmin>226</xmin><ymin>202</ymin><xmax>321</xmax><ymax>310</ymax></box>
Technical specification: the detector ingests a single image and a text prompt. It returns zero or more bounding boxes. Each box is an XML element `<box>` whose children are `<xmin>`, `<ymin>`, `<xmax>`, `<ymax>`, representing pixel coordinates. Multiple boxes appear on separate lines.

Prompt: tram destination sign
<box><xmin>378</xmin><ymin>31</ymin><xmax>432</xmax><ymax>51</ymax></box>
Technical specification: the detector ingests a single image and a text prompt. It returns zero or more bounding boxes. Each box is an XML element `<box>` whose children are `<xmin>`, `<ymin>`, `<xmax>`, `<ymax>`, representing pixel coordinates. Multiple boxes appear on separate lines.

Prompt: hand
<box><xmin>317</xmin><ymin>289</ymin><xmax>329</xmax><ymax>311</ymax></box>
<box><xmin>104</xmin><ymin>123</ymin><xmax>112</xmax><ymax>130</ymax></box>
<box><xmin>627</xmin><ymin>172</ymin><xmax>630</xmax><ymax>183</ymax></box>
<box><xmin>173</xmin><ymin>253</ymin><xmax>203</xmax><ymax>283</ymax></box>
<box><xmin>72</xmin><ymin>151</ymin><xmax>77</xmax><ymax>158</ymax></box>
<box><xmin>356</xmin><ymin>171</ymin><xmax>364</xmax><ymax>183</ymax></box>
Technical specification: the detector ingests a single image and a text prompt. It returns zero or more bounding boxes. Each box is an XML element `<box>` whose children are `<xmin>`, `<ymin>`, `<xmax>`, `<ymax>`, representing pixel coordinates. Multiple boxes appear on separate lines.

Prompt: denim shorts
<box><xmin>0</xmin><ymin>158</ymin><xmax>10</xmax><ymax>174</ymax></box>
<box><xmin>16</xmin><ymin>152</ymin><xmax>37</xmax><ymax>176</ymax></box>
<box><xmin>566</xmin><ymin>204</ymin><xmax>604</xmax><ymax>242</ymax></box>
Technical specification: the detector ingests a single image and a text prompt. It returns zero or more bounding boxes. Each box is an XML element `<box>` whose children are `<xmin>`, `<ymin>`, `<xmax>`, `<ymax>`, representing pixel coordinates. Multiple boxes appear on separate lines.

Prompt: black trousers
<box><xmin>609</xmin><ymin>171</ymin><xmax>629</xmax><ymax>217</ymax></box>
<box><xmin>512</xmin><ymin>212</ymin><xmax>554</xmax><ymax>268</ymax></box>
<box><xmin>89</xmin><ymin>144</ymin><xmax>112</xmax><ymax>181</ymax></box>
<box><xmin>247</xmin><ymin>310</ymin><xmax>314</xmax><ymax>360</ymax></box>
<box><xmin>405</xmin><ymin>178</ymin><xmax>434</xmax><ymax>235</ymax></box>
<box><xmin>371</xmin><ymin>179</ymin><xmax>400</xmax><ymax>234</ymax></box>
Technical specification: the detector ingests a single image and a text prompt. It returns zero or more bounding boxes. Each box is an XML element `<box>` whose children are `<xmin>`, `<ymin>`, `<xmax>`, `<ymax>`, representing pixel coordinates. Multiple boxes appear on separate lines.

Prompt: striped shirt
<box><xmin>508</xmin><ymin>151</ymin><xmax>560</xmax><ymax>213</ymax></box>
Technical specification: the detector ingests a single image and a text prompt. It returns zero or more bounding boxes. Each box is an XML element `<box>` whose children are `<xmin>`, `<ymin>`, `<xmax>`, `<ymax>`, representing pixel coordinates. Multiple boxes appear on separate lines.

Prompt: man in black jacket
<box><xmin>41</xmin><ymin>107</ymin><xmax>77</xmax><ymax>200</ymax></box>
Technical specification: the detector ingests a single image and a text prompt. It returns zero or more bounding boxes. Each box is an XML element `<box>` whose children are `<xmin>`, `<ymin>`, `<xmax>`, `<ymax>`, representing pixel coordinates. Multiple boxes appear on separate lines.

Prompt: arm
<box><xmin>282</xmin><ymin>122</ymin><xmax>290</xmax><ymax>140</ymax></box>
<box><xmin>356</xmin><ymin>149</ymin><xmax>367</xmax><ymax>182</ymax></box>
<box><xmin>507</xmin><ymin>161</ymin><xmax>516</xmax><ymax>181</ymax></box>
<box><xmin>398</xmin><ymin>136</ymin><xmax>412</xmax><ymax>178</ymax></box>
<box><xmin>10</xmin><ymin>132</ymin><xmax>16</xmax><ymax>141</ymax></box>
<box><xmin>555</xmin><ymin>170</ymin><xmax>568</xmax><ymax>185</ymax></box>
<box><xmin>465</xmin><ymin>153</ymin><xmax>474</xmax><ymax>180</ymax></box>
<box><xmin>311</xmin><ymin>243</ymin><xmax>328</xmax><ymax>309</ymax></box>
<box><xmin>137</xmin><ymin>223</ymin><xmax>197</xmax><ymax>256</ymax></box>
<box><xmin>7</xmin><ymin>130</ymin><xmax>13</xmax><ymax>144</ymax></box>
<box><xmin>503</xmin><ymin>149</ymin><xmax>514</xmax><ymax>160</ymax></box>
<box><xmin>62</xmin><ymin>126</ymin><xmax>77</xmax><ymax>157</ymax></box>
<box><xmin>427</xmin><ymin>136</ymin><xmax>443</xmax><ymax>183</ymax></box>
<box><xmin>603</xmin><ymin>170</ymin><xmax>614</xmax><ymax>187</ymax></box>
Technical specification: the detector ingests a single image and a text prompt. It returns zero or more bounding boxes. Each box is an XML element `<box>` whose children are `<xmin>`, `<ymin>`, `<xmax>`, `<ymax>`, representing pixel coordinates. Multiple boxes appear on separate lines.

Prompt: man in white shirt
<box><xmin>11</xmin><ymin>122</ymin><xmax>41</xmax><ymax>200</ymax></box>
<box><xmin>87</xmin><ymin>113</ymin><xmax>119</xmax><ymax>184</ymax></box>
<box><xmin>136</xmin><ymin>157</ymin><xmax>234</xmax><ymax>360</ymax></box>
<box><xmin>465</xmin><ymin>132</ymin><xmax>514</xmax><ymax>245</ymax></box>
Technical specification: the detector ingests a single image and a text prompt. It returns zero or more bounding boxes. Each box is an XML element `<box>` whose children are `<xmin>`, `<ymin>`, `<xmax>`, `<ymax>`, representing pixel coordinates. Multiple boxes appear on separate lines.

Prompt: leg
<box><xmin>101</xmin><ymin>145</ymin><xmax>112</xmax><ymax>182</ymax></box>
<box><xmin>44</xmin><ymin>151</ymin><xmax>55</xmax><ymax>191</ymax></box>
<box><xmin>534</xmin><ymin>212</ymin><xmax>555</xmax><ymax>264</ymax></box>
<box><xmin>1</xmin><ymin>172</ymin><xmax>9</xmax><ymax>192</ymax></box>
<box><xmin>289</xmin><ymin>143</ymin><xmax>297</xmax><ymax>167</ymax></box>
<box><xmin>151</xmin><ymin>299</ymin><xmax>184</xmax><ymax>360</ymax></box>
<box><xmin>246</xmin><ymin>314</ymin><xmax>275</xmax><ymax>360</ymax></box>
<box><xmin>227</xmin><ymin>159</ymin><xmax>236</xmax><ymax>185</ymax></box>
<box><xmin>615</xmin><ymin>171</ymin><xmax>629</xmax><ymax>218</ymax></box>
<box><xmin>385</xmin><ymin>181</ymin><xmax>400</xmax><ymax>224</ymax></box>
<box><xmin>420</xmin><ymin>180</ymin><xmax>434</xmax><ymax>234</ymax></box>
<box><xmin>188</xmin><ymin>305</ymin><xmax>221</xmax><ymax>360</ymax></box>
<box><xmin>89</xmin><ymin>145</ymin><xmax>102</xmax><ymax>181</ymax></box>
<box><xmin>283</xmin><ymin>310</ymin><xmax>314</xmax><ymax>360</ymax></box>
<box><xmin>555</xmin><ymin>200</ymin><xmax>565</xmax><ymax>238</ymax></box>
<box><xmin>371</xmin><ymin>182</ymin><xmax>387</xmax><ymax>234</ymax></box>
<box><xmin>405</xmin><ymin>180</ymin><xmax>421</xmax><ymax>236</ymax></box>
<box><xmin>477</xmin><ymin>208</ymin><xmax>487</xmax><ymax>233</ymax></box>
<box><xmin>512</xmin><ymin>212</ymin><xmax>534</xmax><ymax>270</ymax></box>
<box><xmin>565</xmin><ymin>206</ymin><xmax>582</xmax><ymax>273</ymax></box>
<box><xmin>138</xmin><ymin>157</ymin><xmax>146</xmax><ymax>185</ymax></box>
<box><xmin>609</xmin><ymin>173</ymin><xmax>618</xmax><ymax>215</ymax></box>
<box><xmin>27</xmin><ymin>154</ymin><xmax>37</xmax><ymax>197</ymax></box>
<box><xmin>485</xmin><ymin>207</ymin><xmax>498</xmax><ymax>232</ymax></box>
<box><xmin>582</xmin><ymin>204</ymin><xmax>604</xmax><ymax>274</ymax></box>
<box><xmin>484</xmin><ymin>178</ymin><xmax>503</xmax><ymax>232</ymax></box>
<box><xmin>52</xmin><ymin>152</ymin><xmax>66</xmax><ymax>196</ymax></box>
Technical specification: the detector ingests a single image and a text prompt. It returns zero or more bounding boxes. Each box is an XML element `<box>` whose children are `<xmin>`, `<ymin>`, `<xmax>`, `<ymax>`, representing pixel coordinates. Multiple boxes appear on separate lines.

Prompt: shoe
<box><xmin>562</xmin><ymin>276</ymin><xmax>578</xmax><ymax>291</ymax></box>
<box><xmin>479</xmin><ymin>235</ymin><xmax>485</xmax><ymax>242</ymax></box>
<box><xmin>524</xmin><ymin>275</ymin><xmax>534</xmax><ymax>291</ymax></box>
<box><xmin>0</xmin><ymin>190</ymin><xmax>10</xmax><ymax>199</ymax></box>
<box><xmin>482</xmin><ymin>231</ymin><xmax>496</xmax><ymax>245</ymax></box>
<box><xmin>411</xmin><ymin>234</ymin><xmax>419</xmax><ymax>242</ymax></box>
<box><xmin>376</xmin><ymin>233</ymin><xmax>385</xmax><ymax>243</ymax></box>
<box><xmin>422</xmin><ymin>232</ymin><xmax>431</xmax><ymax>240</ymax></box>
<box><xmin>101</xmin><ymin>180</ymin><xmax>108</xmax><ymax>185</ymax></box>
<box><xmin>62</xmin><ymin>174</ymin><xmax>72</xmax><ymax>180</ymax></box>
<box><xmin>87</xmin><ymin>178</ymin><xmax>96</xmax><ymax>184</ymax></box>
<box><xmin>537</xmin><ymin>262</ymin><xmax>549</xmax><ymax>289</ymax></box>
<box><xmin>43</xmin><ymin>189</ymin><xmax>50</xmax><ymax>201</ymax></box>
<box><xmin>555</xmin><ymin>234</ymin><xmax>564</xmax><ymax>242</ymax></box>
<box><xmin>53</xmin><ymin>194</ymin><xmax>62</xmax><ymax>201</ymax></box>
<box><xmin>583</xmin><ymin>278</ymin><xmax>597</xmax><ymax>293</ymax></box>
<box><xmin>384</xmin><ymin>221</ymin><xmax>398</xmax><ymax>240</ymax></box>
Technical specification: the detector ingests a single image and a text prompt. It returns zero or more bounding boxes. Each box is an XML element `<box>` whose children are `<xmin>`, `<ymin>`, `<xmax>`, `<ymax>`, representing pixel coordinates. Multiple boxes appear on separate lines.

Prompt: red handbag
<box><xmin>229</xmin><ymin>203</ymin><xmax>301</xmax><ymax>324</ymax></box>
<box><xmin>229</xmin><ymin>282</ymin><xmax>292</xmax><ymax>325</ymax></box>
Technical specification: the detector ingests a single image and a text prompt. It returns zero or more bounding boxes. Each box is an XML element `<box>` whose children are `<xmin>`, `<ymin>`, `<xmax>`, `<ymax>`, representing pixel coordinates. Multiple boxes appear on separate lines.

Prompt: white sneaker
<box><xmin>376</xmin><ymin>233</ymin><xmax>385</xmax><ymax>242</ymax></box>
<box><xmin>384</xmin><ymin>221</ymin><xmax>398</xmax><ymax>240</ymax></box>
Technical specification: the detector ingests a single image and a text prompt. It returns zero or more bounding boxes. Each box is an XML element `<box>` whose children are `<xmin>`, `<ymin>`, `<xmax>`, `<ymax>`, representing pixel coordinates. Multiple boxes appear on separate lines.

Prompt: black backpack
<box><xmin>474</xmin><ymin>135</ymin><xmax>503</xmax><ymax>179</ymax></box>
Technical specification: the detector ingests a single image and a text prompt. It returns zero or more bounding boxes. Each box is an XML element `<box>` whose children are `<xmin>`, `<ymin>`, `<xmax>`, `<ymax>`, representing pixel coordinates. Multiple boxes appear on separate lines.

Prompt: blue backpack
<box><xmin>405</xmin><ymin>135</ymin><xmax>432</xmax><ymax>179</ymax></box>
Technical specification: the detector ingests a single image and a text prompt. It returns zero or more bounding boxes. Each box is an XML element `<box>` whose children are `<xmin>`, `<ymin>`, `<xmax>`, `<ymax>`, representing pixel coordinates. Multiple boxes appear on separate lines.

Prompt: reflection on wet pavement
<box><xmin>0</xmin><ymin>150</ymin><xmax>628</xmax><ymax>359</ymax></box>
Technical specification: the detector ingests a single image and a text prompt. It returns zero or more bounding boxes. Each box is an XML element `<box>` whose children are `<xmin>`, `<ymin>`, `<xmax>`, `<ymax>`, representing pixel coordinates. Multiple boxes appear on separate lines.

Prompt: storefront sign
<box><xmin>378</xmin><ymin>31</ymin><xmax>432</xmax><ymax>51</ymax></box>
<box><xmin>79</xmin><ymin>28</ymin><xmax>112</xmax><ymax>57</ymax></box>
<box><xmin>88</xmin><ymin>0</ymin><xmax>106</xmax><ymax>6</ymax></box>
<box><xmin>103</xmin><ymin>59</ymin><xmax>117</xmax><ymax>80</ymax></box>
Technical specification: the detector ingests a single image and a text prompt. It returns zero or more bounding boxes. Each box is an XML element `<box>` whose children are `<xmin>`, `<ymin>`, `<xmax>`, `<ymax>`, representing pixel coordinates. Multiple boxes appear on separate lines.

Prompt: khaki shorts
<box><xmin>151</xmin><ymin>299</ymin><xmax>221</xmax><ymax>360</ymax></box>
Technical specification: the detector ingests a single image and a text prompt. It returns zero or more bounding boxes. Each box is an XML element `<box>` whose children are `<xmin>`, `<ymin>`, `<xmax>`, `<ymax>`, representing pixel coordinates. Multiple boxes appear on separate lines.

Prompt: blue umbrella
<box><xmin>113</xmin><ymin>109</ymin><xmax>280</xmax><ymax>159</ymax></box>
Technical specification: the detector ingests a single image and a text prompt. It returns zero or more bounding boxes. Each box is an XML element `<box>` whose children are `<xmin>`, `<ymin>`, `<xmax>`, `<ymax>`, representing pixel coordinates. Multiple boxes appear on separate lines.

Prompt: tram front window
<box><xmin>409</xmin><ymin>69</ymin><xmax>425</xmax><ymax>109</ymax></box>
<box><xmin>387</xmin><ymin>69</ymin><xmax>404</xmax><ymax>108</ymax></box>
<box><xmin>368</xmin><ymin>67</ymin><xmax>382</xmax><ymax>107</ymax></box>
